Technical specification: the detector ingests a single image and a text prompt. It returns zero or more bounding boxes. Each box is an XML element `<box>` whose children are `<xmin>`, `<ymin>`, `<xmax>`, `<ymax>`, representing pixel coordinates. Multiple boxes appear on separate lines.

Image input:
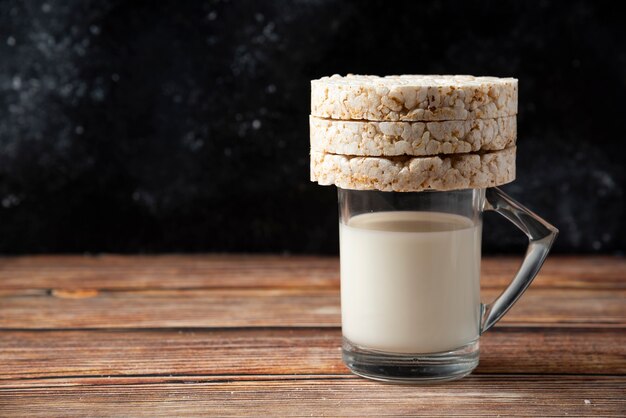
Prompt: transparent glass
<box><xmin>338</xmin><ymin>187</ymin><xmax>558</xmax><ymax>383</ymax></box>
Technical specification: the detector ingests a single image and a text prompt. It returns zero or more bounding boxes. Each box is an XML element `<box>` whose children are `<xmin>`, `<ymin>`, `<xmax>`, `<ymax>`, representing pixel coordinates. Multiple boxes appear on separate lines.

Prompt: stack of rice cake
<box><xmin>310</xmin><ymin>74</ymin><xmax>517</xmax><ymax>192</ymax></box>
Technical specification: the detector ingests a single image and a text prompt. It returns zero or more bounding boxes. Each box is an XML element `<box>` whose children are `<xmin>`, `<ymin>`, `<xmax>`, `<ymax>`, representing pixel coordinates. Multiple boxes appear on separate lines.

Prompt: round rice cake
<box><xmin>310</xmin><ymin>147</ymin><xmax>516</xmax><ymax>192</ymax></box>
<box><xmin>311</xmin><ymin>74</ymin><xmax>517</xmax><ymax>122</ymax></box>
<box><xmin>310</xmin><ymin>115</ymin><xmax>516</xmax><ymax>156</ymax></box>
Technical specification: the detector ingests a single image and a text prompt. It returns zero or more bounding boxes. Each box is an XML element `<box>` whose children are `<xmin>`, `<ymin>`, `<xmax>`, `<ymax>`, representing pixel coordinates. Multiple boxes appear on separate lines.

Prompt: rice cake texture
<box><xmin>310</xmin><ymin>115</ymin><xmax>516</xmax><ymax>156</ymax></box>
<box><xmin>310</xmin><ymin>147</ymin><xmax>516</xmax><ymax>192</ymax></box>
<box><xmin>311</xmin><ymin>74</ymin><xmax>517</xmax><ymax>122</ymax></box>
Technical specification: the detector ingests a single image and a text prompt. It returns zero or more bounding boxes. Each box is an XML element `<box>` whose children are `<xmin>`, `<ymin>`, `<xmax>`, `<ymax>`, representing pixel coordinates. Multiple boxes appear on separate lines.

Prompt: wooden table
<box><xmin>0</xmin><ymin>255</ymin><xmax>624</xmax><ymax>416</ymax></box>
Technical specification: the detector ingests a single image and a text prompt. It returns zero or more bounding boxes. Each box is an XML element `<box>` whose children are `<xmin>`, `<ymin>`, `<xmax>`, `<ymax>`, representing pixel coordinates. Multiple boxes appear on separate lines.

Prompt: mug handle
<box><xmin>480</xmin><ymin>187</ymin><xmax>559</xmax><ymax>334</ymax></box>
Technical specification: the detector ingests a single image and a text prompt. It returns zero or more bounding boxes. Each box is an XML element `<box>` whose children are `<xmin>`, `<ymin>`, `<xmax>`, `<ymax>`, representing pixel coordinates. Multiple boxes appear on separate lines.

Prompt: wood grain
<box><xmin>0</xmin><ymin>287</ymin><xmax>624</xmax><ymax>329</ymax></box>
<box><xmin>0</xmin><ymin>255</ymin><xmax>624</xmax><ymax>416</ymax></box>
<box><xmin>0</xmin><ymin>327</ymin><xmax>624</xmax><ymax>384</ymax></box>
<box><xmin>1</xmin><ymin>255</ymin><xmax>624</xmax><ymax>290</ymax></box>
<box><xmin>0</xmin><ymin>255</ymin><xmax>340</xmax><ymax>290</ymax></box>
<box><xmin>1</xmin><ymin>376</ymin><xmax>624</xmax><ymax>417</ymax></box>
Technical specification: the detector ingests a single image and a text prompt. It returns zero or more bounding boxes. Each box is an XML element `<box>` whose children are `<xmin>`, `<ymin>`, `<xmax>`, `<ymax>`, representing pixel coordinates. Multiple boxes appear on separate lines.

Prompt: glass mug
<box><xmin>338</xmin><ymin>187</ymin><xmax>558</xmax><ymax>382</ymax></box>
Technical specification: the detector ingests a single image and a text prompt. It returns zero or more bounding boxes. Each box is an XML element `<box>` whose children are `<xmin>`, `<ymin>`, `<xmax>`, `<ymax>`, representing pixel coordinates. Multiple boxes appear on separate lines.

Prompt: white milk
<box><xmin>340</xmin><ymin>211</ymin><xmax>481</xmax><ymax>354</ymax></box>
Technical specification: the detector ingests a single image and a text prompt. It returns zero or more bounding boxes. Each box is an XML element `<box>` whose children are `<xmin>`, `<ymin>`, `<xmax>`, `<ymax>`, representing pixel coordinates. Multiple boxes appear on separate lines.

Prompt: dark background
<box><xmin>0</xmin><ymin>0</ymin><xmax>624</xmax><ymax>254</ymax></box>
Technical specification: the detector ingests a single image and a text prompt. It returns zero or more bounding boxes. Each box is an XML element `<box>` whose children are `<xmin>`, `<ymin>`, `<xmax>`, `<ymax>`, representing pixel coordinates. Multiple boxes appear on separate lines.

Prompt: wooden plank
<box><xmin>0</xmin><ymin>287</ymin><xmax>624</xmax><ymax>329</ymax></box>
<box><xmin>0</xmin><ymin>255</ymin><xmax>623</xmax><ymax>291</ymax></box>
<box><xmin>0</xmin><ymin>327</ymin><xmax>624</xmax><ymax>384</ymax></box>
<box><xmin>478</xmin><ymin>326</ymin><xmax>626</xmax><ymax>374</ymax></box>
<box><xmin>0</xmin><ymin>255</ymin><xmax>340</xmax><ymax>290</ymax></box>
<box><xmin>0</xmin><ymin>376</ymin><xmax>624</xmax><ymax>416</ymax></box>
<box><xmin>482</xmin><ymin>255</ymin><xmax>626</xmax><ymax>289</ymax></box>
<box><xmin>0</xmin><ymin>288</ymin><xmax>341</xmax><ymax>328</ymax></box>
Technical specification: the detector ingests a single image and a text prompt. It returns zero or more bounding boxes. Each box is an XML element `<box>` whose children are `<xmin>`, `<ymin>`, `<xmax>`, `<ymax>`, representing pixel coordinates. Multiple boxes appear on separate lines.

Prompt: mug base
<box><xmin>342</xmin><ymin>337</ymin><xmax>479</xmax><ymax>383</ymax></box>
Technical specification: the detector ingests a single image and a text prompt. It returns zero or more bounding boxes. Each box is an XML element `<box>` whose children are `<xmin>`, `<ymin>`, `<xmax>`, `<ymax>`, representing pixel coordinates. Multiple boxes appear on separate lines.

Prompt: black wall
<box><xmin>1</xmin><ymin>0</ymin><xmax>624</xmax><ymax>254</ymax></box>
